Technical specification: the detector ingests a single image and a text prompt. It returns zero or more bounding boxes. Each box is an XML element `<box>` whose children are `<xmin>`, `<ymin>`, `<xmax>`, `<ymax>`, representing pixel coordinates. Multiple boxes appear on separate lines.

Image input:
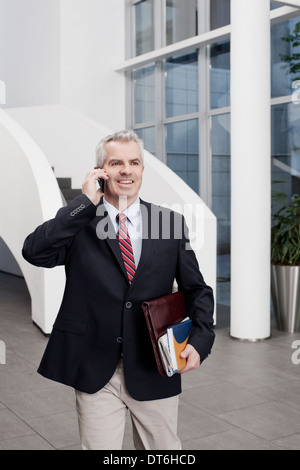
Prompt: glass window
<box><xmin>271</xmin><ymin>102</ymin><xmax>300</xmax><ymax>202</ymax></box>
<box><xmin>165</xmin><ymin>51</ymin><xmax>198</xmax><ymax>118</ymax></box>
<box><xmin>211</xmin><ymin>112</ymin><xmax>231</xmax><ymax>304</ymax></box>
<box><xmin>210</xmin><ymin>0</ymin><xmax>230</xmax><ymax>31</ymax></box>
<box><xmin>135</xmin><ymin>126</ymin><xmax>156</xmax><ymax>156</ymax></box>
<box><xmin>210</xmin><ymin>40</ymin><xmax>230</xmax><ymax>109</ymax></box>
<box><xmin>134</xmin><ymin>65</ymin><xmax>155</xmax><ymax>124</ymax></box>
<box><xmin>135</xmin><ymin>0</ymin><xmax>154</xmax><ymax>56</ymax></box>
<box><xmin>166</xmin><ymin>119</ymin><xmax>199</xmax><ymax>193</ymax></box>
<box><xmin>166</xmin><ymin>0</ymin><xmax>198</xmax><ymax>46</ymax></box>
<box><xmin>211</xmin><ymin>113</ymin><xmax>231</xmax><ymax>255</ymax></box>
<box><xmin>271</xmin><ymin>17</ymin><xmax>300</xmax><ymax>98</ymax></box>
<box><xmin>270</xmin><ymin>3</ymin><xmax>282</xmax><ymax>10</ymax></box>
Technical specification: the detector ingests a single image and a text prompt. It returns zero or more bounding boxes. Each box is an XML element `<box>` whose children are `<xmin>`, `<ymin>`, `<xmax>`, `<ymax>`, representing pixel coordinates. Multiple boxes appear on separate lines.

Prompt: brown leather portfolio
<box><xmin>142</xmin><ymin>290</ymin><xmax>187</xmax><ymax>376</ymax></box>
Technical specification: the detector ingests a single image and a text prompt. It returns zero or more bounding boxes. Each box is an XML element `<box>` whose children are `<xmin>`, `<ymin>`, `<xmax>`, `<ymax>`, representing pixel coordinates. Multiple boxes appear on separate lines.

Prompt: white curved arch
<box><xmin>0</xmin><ymin>108</ymin><xmax>65</xmax><ymax>333</ymax></box>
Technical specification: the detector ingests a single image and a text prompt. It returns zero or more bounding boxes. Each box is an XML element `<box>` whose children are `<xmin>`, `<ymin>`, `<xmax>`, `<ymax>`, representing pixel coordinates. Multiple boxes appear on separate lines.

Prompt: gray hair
<box><xmin>95</xmin><ymin>129</ymin><xmax>144</xmax><ymax>168</ymax></box>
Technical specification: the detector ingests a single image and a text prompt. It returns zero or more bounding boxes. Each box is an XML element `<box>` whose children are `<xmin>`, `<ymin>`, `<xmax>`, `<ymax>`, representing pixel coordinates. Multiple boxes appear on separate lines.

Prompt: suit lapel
<box><xmin>92</xmin><ymin>199</ymin><xmax>127</xmax><ymax>280</ymax></box>
<box><xmin>129</xmin><ymin>200</ymin><xmax>152</xmax><ymax>287</ymax></box>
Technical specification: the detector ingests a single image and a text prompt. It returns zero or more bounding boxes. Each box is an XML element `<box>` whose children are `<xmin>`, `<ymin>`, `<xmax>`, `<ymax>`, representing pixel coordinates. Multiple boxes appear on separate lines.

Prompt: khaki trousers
<box><xmin>75</xmin><ymin>359</ymin><xmax>181</xmax><ymax>450</ymax></box>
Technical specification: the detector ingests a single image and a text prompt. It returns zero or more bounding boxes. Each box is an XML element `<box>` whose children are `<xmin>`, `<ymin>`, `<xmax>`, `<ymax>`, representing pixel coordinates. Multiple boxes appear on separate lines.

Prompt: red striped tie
<box><xmin>117</xmin><ymin>213</ymin><xmax>136</xmax><ymax>284</ymax></box>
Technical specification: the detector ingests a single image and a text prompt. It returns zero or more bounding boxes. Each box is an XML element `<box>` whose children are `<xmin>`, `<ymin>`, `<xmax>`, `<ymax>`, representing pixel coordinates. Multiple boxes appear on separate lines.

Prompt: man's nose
<box><xmin>120</xmin><ymin>164</ymin><xmax>131</xmax><ymax>174</ymax></box>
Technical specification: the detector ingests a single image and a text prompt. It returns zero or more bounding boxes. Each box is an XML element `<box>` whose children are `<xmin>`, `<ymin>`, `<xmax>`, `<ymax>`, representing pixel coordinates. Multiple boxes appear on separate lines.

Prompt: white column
<box><xmin>230</xmin><ymin>0</ymin><xmax>271</xmax><ymax>340</ymax></box>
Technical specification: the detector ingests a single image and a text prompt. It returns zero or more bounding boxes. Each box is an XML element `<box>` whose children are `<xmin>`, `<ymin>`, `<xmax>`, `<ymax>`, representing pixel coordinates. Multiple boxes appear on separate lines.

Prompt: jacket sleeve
<box><xmin>22</xmin><ymin>194</ymin><xmax>97</xmax><ymax>268</ymax></box>
<box><xmin>175</xmin><ymin>215</ymin><xmax>215</xmax><ymax>362</ymax></box>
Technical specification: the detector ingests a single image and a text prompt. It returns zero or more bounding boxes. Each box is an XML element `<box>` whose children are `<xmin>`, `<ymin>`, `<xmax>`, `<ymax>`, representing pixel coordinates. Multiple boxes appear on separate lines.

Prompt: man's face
<box><xmin>102</xmin><ymin>140</ymin><xmax>144</xmax><ymax>209</ymax></box>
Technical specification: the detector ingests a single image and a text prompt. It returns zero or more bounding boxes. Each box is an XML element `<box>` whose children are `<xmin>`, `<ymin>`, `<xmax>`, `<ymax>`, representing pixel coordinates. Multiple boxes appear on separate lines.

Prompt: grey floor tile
<box><xmin>1</xmin><ymin>384</ymin><xmax>75</xmax><ymax>421</ymax></box>
<box><xmin>0</xmin><ymin>434</ymin><xmax>55</xmax><ymax>450</ymax></box>
<box><xmin>215</xmin><ymin>355</ymin><xmax>299</xmax><ymax>391</ymax></box>
<box><xmin>181</xmin><ymin>360</ymin><xmax>223</xmax><ymax>390</ymax></box>
<box><xmin>0</xmin><ymin>358</ymin><xmax>49</xmax><ymax>397</ymax></box>
<box><xmin>218</xmin><ymin>401</ymin><xmax>300</xmax><ymax>441</ymax></box>
<box><xmin>26</xmin><ymin>410</ymin><xmax>80</xmax><ymax>449</ymax></box>
<box><xmin>181</xmin><ymin>381</ymin><xmax>269</xmax><ymax>416</ymax></box>
<box><xmin>178</xmin><ymin>401</ymin><xmax>232</xmax><ymax>441</ymax></box>
<box><xmin>182</xmin><ymin>428</ymin><xmax>283</xmax><ymax>450</ymax></box>
<box><xmin>254</xmin><ymin>379</ymin><xmax>300</xmax><ymax>413</ymax></box>
<box><xmin>60</xmin><ymin>443</ymin><xmax>82</xmax><ymax>450</ymax></box>
<box><xmin>0</xmin><ymin>408</ymin><xmax>35</xmax><ymax>441</ymax></box>
<box><xmin>272</xmin><ymin>433</ymin><xmax>300</xmax><ymax>450</ymax></box>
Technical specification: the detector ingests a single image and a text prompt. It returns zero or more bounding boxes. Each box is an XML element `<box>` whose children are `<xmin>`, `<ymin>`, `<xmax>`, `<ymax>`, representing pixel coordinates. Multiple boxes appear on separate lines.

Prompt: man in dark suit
<box><xmin>22</xmin><ymin>130</ymin><xmax>215</xmax><ymax>450</ymax></box>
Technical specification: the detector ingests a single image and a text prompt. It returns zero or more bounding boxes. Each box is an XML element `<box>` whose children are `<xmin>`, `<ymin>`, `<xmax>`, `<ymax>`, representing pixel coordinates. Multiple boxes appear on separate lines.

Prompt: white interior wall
<box><xmin>60</xmin><ymin>0</ymin><xmax>126</xmax><ymax>130</ymax></box>
<box><xmin>0</xmin><ymin>0</ymin><xmax>61</xmax><ymax>107</ymax></box>
<box><xmin>0</xmin><ymin>0</ymin><xmax>126</xmax><ymax>128</ymax></box>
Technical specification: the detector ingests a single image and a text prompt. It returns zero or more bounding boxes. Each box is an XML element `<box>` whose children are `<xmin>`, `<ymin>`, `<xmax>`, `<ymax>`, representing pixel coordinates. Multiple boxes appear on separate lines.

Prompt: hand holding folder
<box><xmin>142</xmin><ymin>291</ymin><xmax>193</xmax><ymax>377</ymax></box>
<box><xmin>159</xmin><ymin>318</ymin><xmax>193</xmax><ymax>376</ymax></box>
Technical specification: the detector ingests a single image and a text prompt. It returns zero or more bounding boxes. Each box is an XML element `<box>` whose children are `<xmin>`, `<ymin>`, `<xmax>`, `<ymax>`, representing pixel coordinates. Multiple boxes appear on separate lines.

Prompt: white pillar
<box><xmin>230</xmin><ymin>0</ymin><xmax>271</xmax><ymax>340</ymax></box>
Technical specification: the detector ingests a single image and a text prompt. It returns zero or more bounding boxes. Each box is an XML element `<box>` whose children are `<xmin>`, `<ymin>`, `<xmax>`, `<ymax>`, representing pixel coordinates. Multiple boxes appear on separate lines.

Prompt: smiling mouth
<box><xmin>117</xmin><ymin>179</ymin><xmax>134</xmax><ymax>184</ymax></box>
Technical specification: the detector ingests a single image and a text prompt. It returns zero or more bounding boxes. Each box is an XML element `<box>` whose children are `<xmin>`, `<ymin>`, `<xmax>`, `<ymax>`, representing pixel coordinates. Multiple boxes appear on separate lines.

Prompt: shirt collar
<box><xmin>103</xmin><ymin>197</ymin><xmax>141</xmax><ymax>228</ymax></box>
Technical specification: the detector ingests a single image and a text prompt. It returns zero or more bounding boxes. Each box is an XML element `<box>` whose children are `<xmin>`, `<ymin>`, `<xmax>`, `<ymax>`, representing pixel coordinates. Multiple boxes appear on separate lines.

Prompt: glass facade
<box><xmin>135</xmin><ymin>0</ymin><xmax>154</xmax><ymax>56</ymax></box>
<box><xmin>210</xmin><ymin>40</ymin><xmax>230</xmax><ymax>109</ymax></box>
<box><xmin>135</xmin><ymin>126</ymin><xmax>156</xmax><ymax>156</ymax></box>
<box><xmin>272</xmin><ymin>102</ymin><xmax>300</xmax><ymax>201</ymax></box>
<box><xmin>134</xmin><ymin>65</ymin><xmax>155</xmax><ymax>124</ymax></box>
<box><xmin>271</xmin><ymin>17</ymin><xmax>300</xmax><ymax>224</ymax></box>
<box><xmin>128</xmin><ymin>1</ymin><xmax>300</xmax><ymax>275</ymax></box>
<box><xmin>271</xmin><ymin>18</ymin><xmax>300</xmax><ymax>98</ymax></box>
<box><xmin>210</xmin><ymin>0</ymin><xmax>230</xmax><ymax>30</ymax></box>
<box><xmin>166</xmin><ymin>119</ymin><xmax>199</xmax><ymax>193</ymax></box>
<box><xmin>166</xmin><ymin>0</ymin><xmax>198</xmax><ymax>45</ymax></box>
<box><xmin>211</xmin><ymin>113</ymin><xmax>231</xmax><ymax>254</ymax></box>
<box><xmin>165</xmin><ymin>52</ymin><xmax>198</xmax><ymax>118</ymax></box>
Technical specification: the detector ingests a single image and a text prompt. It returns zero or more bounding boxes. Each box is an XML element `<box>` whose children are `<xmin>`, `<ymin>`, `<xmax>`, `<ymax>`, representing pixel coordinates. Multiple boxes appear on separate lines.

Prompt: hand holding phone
<box><xmin>82</xmin><ymin>168</ymin><xmax>108</xmax><ymax>206</ymax></box>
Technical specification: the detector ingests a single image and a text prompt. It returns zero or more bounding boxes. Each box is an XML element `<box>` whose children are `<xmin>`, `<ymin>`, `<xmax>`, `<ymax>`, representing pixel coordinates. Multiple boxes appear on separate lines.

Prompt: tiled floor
<box><xmin>0</xmin><ymin>271</ymin><xmax>300</xmax><ymax>450</ymax></box>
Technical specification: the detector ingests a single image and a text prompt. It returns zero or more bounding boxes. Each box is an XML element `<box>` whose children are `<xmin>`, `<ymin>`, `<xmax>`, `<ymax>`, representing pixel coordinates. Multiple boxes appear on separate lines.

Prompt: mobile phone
<box><xmin>97</xmin><ymin>178</ymin><xmax>105</xmax><ymax>192</ymax></box>
<box><xmin>95</xmin><ymin>165</ymin><xmax>106</xmax><ymax>193</ymax></box>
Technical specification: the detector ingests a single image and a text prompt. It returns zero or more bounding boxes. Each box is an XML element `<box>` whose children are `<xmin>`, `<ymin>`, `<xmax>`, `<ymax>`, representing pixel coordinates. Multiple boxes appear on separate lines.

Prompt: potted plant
<box><xmin>271</xmin><ymin>188</ymin><xmax>300</xmax><ymax>332</ymax></box>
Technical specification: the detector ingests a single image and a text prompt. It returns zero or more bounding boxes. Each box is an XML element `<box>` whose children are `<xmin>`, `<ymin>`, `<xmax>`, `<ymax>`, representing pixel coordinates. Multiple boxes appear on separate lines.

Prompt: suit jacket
<box><xmin>22</xmin><ymin>194</ymin><xmax>215</xmax><ymax>401</ymax></box>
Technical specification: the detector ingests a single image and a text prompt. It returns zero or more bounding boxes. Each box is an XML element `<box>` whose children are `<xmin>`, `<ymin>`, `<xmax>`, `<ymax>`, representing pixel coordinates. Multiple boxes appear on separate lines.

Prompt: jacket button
<box><xmin>125</xmin><ymin>301</ymin><xmax>132</xmax><ymax>308</ymax></box>
<box><xmin>116</xmin><ymin>337</ymin><xmax>123</xmax><ymax>343</ymax></box>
